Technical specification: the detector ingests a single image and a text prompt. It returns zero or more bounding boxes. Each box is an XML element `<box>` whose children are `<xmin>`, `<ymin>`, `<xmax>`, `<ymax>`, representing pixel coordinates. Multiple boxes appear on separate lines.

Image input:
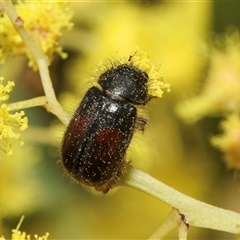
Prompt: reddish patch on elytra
<box><xmin>96</xmin><ymin>128</ymin><xmax>122</xmax><ymax>147</ymax></box>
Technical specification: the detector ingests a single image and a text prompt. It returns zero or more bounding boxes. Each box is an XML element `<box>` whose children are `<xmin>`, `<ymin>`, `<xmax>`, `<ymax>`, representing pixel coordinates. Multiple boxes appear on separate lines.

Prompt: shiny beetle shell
<box><xmin>61</xmin><ymin>64</ymin><xmax>149</xmax><ymax>193</ymax></box>
<box><xmin>98</xmin><ymin>64</ymin><xmax>149</xmax><ymax>105</ymax></box>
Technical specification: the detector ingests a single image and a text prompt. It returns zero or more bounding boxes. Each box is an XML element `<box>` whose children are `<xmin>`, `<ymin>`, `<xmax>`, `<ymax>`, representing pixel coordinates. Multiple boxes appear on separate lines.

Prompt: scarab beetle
<box><xmin>61</xmin><ymin>63</ymin><xmax>151</xmax><ymax>193</ymax></box>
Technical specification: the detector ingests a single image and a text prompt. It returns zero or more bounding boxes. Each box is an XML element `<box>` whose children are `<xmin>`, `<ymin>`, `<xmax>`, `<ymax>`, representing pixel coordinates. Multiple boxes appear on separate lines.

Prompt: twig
<box><xmin>178</xmin><ymin>221</ymin><xmax>188</xmax><ymax>240</ymax></box>
<box><xmin>123</xmin><ymin>166</ymin><xmax>240</xmax><ymax>234</ymax></box>
<box><xmin>8</xmin><ymin>96</ymin><xmax>47</xmax><ymax>111</ymax></box>
<box><xmin>148</xmin><ymin>208</ymin><xmax>181</xmax><ymax>240</ymax></box>
<box><xmin>2</xmin><ymin>1</ymin><xmax>240</xmax><ymax>239</ymax></box>
<box><xmin>0</xmin><ymin>0</ymin><xmax>69</xmax><ymax>125</ymax></box>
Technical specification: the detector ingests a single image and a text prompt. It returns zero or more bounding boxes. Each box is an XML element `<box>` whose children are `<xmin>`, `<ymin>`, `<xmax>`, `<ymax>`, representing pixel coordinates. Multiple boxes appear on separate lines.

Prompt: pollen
<box><xmin>211</xmin><ymin>113</ymin><xmax>240</xmax><ymax>170</ymax></box>
<box><xmin>92</xmin><ymin>49</ymin><xmax>171</xmax><ymax>98</ymax></box>
<box><xmin>0</xmin><ymin>1</ymin><xmax>73</xmax><ymax>70</ymax></box>
<box><xmin>127</xmin><ymin>49</ymin><xmax>171</xmax><ymax>98</ymax></box>
<box><xmin>0</xmin><ymin>77</ymin><xmax>28</xmax><ymax>155</ymax></box>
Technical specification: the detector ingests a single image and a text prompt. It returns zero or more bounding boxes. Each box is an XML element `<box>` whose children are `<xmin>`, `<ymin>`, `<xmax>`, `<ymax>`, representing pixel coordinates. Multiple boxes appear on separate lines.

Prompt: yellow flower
<box><xmin>0</xmin><ymin>0</ymin><xmax>73</xmax><ymax>69</ymax></box>
<box><xmin>0</xmin><ymin>77</ymin><xmax>28</xmax><ymax>155</ymax></box>
<box><xmin>0</xmin><ymin>78</ymin><xmax>15</xmax><ymax>101</ymax></box>
<box><xmin>90</xmin><ymin>49</ymin><xmax>170</xmax><ymax>99</ymax></box>
<box><xmin>11</xmin><ymin>230</ymin><xmax>49</xmax><ymax>240</ymax></box>
<box><xmin>211</xmin><ymin>113</ymin><xmax>240</xmax><ymax>170</ymax></box>
<box><xmin>0</xmin><ymin>216</ymin><xmax>49</xmax><ymax>240</ymax></box>
<box><xmin>128</xmin><ymin>49</ymin><xmax>171</xmax><ymax>98</ymax></box>
<box><xmin>177</xmin><ymin>30</ymin><xmax>240</xmax><ymax>123</ymax></box>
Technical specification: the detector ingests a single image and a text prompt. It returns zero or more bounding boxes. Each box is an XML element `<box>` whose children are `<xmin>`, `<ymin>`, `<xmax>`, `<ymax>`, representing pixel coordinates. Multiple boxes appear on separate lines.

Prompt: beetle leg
<box><xmin>135</xmin><ymin>116</ymin><xmax>148</xmax><ymax>132</ymax></box>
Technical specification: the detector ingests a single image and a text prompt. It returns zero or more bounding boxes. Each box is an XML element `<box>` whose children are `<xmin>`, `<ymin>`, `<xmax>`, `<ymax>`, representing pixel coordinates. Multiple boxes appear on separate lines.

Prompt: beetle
<box><xmin>61</xmin><ymin>63</ymin><xmax>151</xmax><ymax>193</ymax></box>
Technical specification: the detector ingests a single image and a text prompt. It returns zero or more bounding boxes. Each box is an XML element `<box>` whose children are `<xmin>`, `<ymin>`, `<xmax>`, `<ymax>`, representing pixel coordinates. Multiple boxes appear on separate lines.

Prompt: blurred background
<box><xmin>1</xmin><ymin>1</ymin><xmax>240</xmax><ymax>239</ymax></box>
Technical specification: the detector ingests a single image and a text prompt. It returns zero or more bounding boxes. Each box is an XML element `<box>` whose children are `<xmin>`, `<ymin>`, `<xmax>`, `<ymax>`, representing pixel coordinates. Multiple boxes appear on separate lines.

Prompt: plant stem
<box><xmin>8</xmin><ymin>96</ymin><xmax>47</xmax><ymax>111</ymax></box>
<box><xmin>1</xmin><ymin>0</ymin><xmax>69</xmax><ymax>125</ymax></box>
<box><xmin>2</xmin><ymin>0</ymin><xmax>240</xmax><ymax>238</ymax></box>
<box><xmin>148</xmin><ymin>208</ymin><xmax>181</xmax><ymax>239</ymax></box>
<box><xmin>123</xmin><ymin>166</ymin><xmax>240</xmax><ymax>234</ymax></box>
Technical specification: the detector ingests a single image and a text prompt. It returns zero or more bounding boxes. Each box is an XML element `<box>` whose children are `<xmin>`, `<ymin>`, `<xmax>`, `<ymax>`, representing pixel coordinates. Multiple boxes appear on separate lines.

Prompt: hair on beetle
<box><xmin>60</xmin><ymin>49</ymin><xmax>170</xmax><ymax>193</ymax></box>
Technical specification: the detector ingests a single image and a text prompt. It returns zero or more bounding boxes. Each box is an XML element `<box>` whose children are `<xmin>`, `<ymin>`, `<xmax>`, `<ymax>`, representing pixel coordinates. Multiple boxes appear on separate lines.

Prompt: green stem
<box><xmin>1</xmin><ymin>0</ymin><xmax>69</xmax><ymax>125</ymax></box>
<box><xmin>123</xmin><ymin>166</ymin><xmax>240</xmax><ymax>234</ymax></box>
<box><xmin>148</xmin><ymin>208</ymin><xmax>181</xmax><ymax>239</ymax></box>
<box><xmin>8</xmin><ymin>96</ymin><xmax>47</xmax><ymax>111</ymax></box>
